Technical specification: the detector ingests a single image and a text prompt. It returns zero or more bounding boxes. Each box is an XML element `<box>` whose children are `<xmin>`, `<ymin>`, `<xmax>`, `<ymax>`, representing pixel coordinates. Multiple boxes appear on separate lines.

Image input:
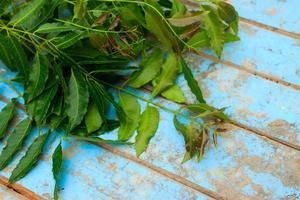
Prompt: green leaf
<box><xmin>128</xmin><ymin>49</ymin><xmax>164</xmax><ymax>88</ymax></box>
<box><xmin>180</xmin><ymin>57</ymin><xmax>206</xmax><ymax>103</ymax></box>
<box><xmin>118</xmin><ymin>93</ymin><xmax>140</xmax><ymax>141</ymax></box>
<box><xmin>0</xmin><ymin>0</ymin><xmax>10</xmax><ymax>15</ymax></box>
<box><xmin>0</xmin><ymin>118</ymin><xmax>32</xmax><ymax>170</ymax></box>
<box><xmin>85</xmin><ymin>102</ymin><xmax>103</xmax><ymax>134</ymax></box>
<box><xmin>168</xmin><ymin>12</ymin><xmax>206</xmax><ymax>27</ymax></box>
<box><xmin>144</xmin><ymin>1</ymin><xmax>179</xmax><ymax>51</ymax></box>
<box><xmin>34</xmin><ymin>84</ymin><xmax>58</xmax><ymax>127</ymax></box>
<box><xmin>152</xmin><ymin>52</ymin><xmax>178</xmax><ymax>97</ymax></box>
<box><xmin>71</xmin><ymin>135</ymin><xmax>132</xmax><ymax>145</ymax></box>
<box><xmin>54</xmin><ymin>31</ymin><xmax>88</xmax><ymax>49</ymax></box>
<box><xmin>119</xmin><ymin>5</ymin><xmax>146</xmax><ymax>27</ymax></box>
<box><xmin>0</xmin><ymin>35</ymin><xmax>28</xmax><ymax>76</ymax></box>
<box><xmin>35</xmin><ymin>23</ymin><xmax>79</xmax><ymax>34</ymax></box>
<box><xmin>161</xmin><ymin>84</ymin><xmax>186</xmax><ymax>103</ymax></box>
<box><xmin>25</xmin><ymin>53</ymin><xmax>49</xmax><ymax>102</ymax></box>
<box><xmin>9</xmin><ymin>131</ymin><xmax>49</xmax><ymax>183</ymax></box>
<box><xmin>66</xmin><ymin>69</ymin><xmax>89</xmax><ymax>131</ymax></box>
<box><xmin>9</xmin><ymin>0</ymin><xmax>60</xmax><ymax>30</ymax></box>
<box><xmin>0</xmin><ymin>98</ymin><xmax>17</xmax><ymax>139</ymax></box>
<box><xmin>202</xmin><ymin>5</ymin><xmax>225</xmax><ymax>58</ymax></box>
<box><xmin>170</xmin><ymin>0</ymin><xmax>186</xmax><ymax>17</ymax></box>
<box><xmin>135</xmin><ymin>106</ymin><xmax>159</xmax><ymax>157</ymax></box>
<box><xmin>187</xmin><ymin>31</ymin><xmax>210</xmax><ymax>49</ymax></box>
<box><xmin>73</xmin><ymin>0</ymin><xmax>87</xmax><ymax>20</ymax></box>
<box><xmin>217</xmin><ymin>1</ymin><xmax>239</xmax><ymax>34</ymax></box>
<box><xmin>52</xmin><ymin>142</ymin><xmax>63</xmax><ymax>200</ymax></box>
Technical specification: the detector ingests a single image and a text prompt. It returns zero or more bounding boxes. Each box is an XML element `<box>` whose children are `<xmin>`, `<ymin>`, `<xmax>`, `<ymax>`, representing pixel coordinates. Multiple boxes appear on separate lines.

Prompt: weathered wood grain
<box><xmin>0</xmin><ymin>184</ymin><xmax>28</xmax><ymax>200</ymax></box>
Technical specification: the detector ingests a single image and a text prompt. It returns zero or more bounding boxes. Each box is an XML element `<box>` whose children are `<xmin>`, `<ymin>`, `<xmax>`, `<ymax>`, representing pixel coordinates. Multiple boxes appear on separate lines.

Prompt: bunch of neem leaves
<box><xmin>0</xmin><ymin>0</ymin><xmax>239</xmax><ymax>198</ymax></box>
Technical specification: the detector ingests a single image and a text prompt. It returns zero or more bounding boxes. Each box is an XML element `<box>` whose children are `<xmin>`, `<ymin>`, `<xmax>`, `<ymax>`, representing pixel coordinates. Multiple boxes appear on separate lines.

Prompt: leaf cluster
<box><xmin>0</xmin><ymin>0</ymin><xmax>239</xmax><ymax>198</ymax></box>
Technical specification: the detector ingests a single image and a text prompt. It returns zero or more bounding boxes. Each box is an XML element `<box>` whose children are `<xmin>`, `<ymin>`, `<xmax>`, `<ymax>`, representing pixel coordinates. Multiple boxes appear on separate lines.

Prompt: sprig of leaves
<box><xmin>0</xmin><ymin>0</ymin><xmax>239</xmax><ymax>198</ymax></box>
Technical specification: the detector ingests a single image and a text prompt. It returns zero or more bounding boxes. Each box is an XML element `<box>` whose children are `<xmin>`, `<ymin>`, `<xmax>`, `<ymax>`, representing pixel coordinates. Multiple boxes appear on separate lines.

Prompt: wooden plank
<box><xmin>203</xmin><ymin>22</ymin><xmax>300</xmax><ymax>88</ymax></box>
<box><xmin>183</xmin><ymin>56</ymin><xmax>300</xmax><ymax>147</ymax></box>
<box><xmin>230</xmin><ymin>0</ymin><xmax>300</xmax><ymax>34</ymax></box>
<box><xmin>0</xmin><ymin>184</ymin><xmax>28</xmax><ymax>200</ymax></box>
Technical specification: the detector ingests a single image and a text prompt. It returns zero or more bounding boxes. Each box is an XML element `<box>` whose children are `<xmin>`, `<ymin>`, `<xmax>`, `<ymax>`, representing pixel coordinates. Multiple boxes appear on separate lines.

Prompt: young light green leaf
<box><xmin>187</xmin><ymin>31</ymin><xmax>210</xmax><ymax>49</ymax></box>
<box><xmin>35</xmin><ymin>23</ymin><xmax>79</xmax><ymax>34</ymax></box>
<box><xmin>9</xmin><ymin>0</ymin><xmax>60</xmax><ymax>30</ymax></box>
<box><xmin>0</xmin><ymin>118</ymin><xmax>32</xmax><ymax>170</ymax></box>
<box><xmin>0</xmin><ymin>35</ymin><xmax>28</xmax><ymax>76</ymax></box>
<box><xmin>0</xmin><ymin>98</ymin><xmax>17</xmax><ymax>139</ymax></box>
<box><xmin>202</xmin><ymin>5</ymin><xmax>225</xmax><ymax>58</ymax></box>
<box><xmin>34</xmin><ymin>84</ymin><xmax>58</xmax><ymax>127</ymax></box>
<box><xmin>128</xmin><ymin>49</ymin><xmax>164</xmax><ymax>88</ymax></box>
<box><xmin>135</xmin><ymin>106</ymin><xmax>159</xmax><ymax>157</ymax></box>
<box><xmin>118</xmin><ymin>93</ymin><xmax>140</xmax><ymax>141</ymax></box>
<box><xmin>52</xmin><ymin>142</ymin><xmax>63</xmax><ymax>200</ymax></box>
<box><xmin>161</xmin><ymin>84</ymin><xmax>186</xmax><ymax>103</ymax></box>
<box><xmin>180</xmin><ymin>57</ymin><xmax>206</xmax><ymax>103</ymax></box>
<box><xmin>85</xmin><ymin>102</ymin><xmax>103</xmax><ymax>134</ymax></box>
<box><xmin>9</xmin><ymin>131</ymin><xmax>49</xmax><ymax>183</ymax></box>
<box><xmin>25</xmin><ymin>53</ymin><xmax>49</xmax><ymax>102</ymax></box>
<box><xmin>66</xmin><ymin>69</ymin><xmax>89</xmax><ymax>131</ymax></box>
<box><xmin>152</xmin><ymin>52</ymin><xmax>178</xmax><ymax>97</ymax></box>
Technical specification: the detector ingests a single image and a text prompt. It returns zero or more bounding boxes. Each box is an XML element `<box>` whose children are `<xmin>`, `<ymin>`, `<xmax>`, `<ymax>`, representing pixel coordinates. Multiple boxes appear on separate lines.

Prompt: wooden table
<box><xmin>0</xmin><ymin>0</ymin><xmax>299</xmax><ymax>199</ymax></box>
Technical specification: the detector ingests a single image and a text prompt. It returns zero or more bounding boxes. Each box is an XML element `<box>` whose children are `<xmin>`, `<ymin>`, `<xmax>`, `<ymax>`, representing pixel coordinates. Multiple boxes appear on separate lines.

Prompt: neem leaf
<box><xmin>0</xmin><ymin>118</ymin><xmax>32</xmax><ymax>170</ymax></box>
<box><xmin>161</xmin><ymin>84</ymin><xmax>186</xmax><ymax>103</ymax></box>
<box><xmin>34</xmin><ymin>84</ymin><xmax>58</xmax><ymax>127</ymax></box>
<box><xmin>54</xmin><ymin>31</ymin><xmax>88</xmax><ymax>49</ymax></box>
<box><xmin>187</xmin><ymin>31</ymin><xmax>210</xmax><ymax>49</ymax></box>
<box><xmin>0</xmin><ymin>98</ymin><xmax>17</xmax><ymax>139</ymax></box>
<box><xmin>202</xmin><ymin>5</ymin><xmax>225</xmax><ymax>58</ymax></box>
<box><xmin>0</xmin><ymin>35</ymin><xmax>28</xmax><ymax>76</ymax></box>
<box><xmin>168</xmin><ymin>12</ymin><xmax>206</xmax><ymax>27</ymax></box>
<box><xmin>118</xmin><ymin>93</ymin><xmax>140</xmax><ymax>141</ymax></box>
<box><xmin>9</xmin><ymin>0</ymin><xmax>60</xmax><ymax>30</ymax></box>
<box><xmin>25</xmin><ymin>53</ymin><xmax>49</xmax><ymax>102</ymax></box>
<box><xmin>52</xmin><ymin>142</ymin><xmax>63</xmax><ymax>200</ymax></box>
<box><xmin>152</xmin><ymin>52</ymin><xmax>178</xmax><ymax>97</ymax></box>
<box><xmin>66</xmin><ymin>69</ymin><xmax>89</xmax><ymax>131</ymax></box>
<box><xmin>128</xmin><ymin>49</ymin><xmax>164</xmax><ymax>88</ymax></box>
<box><xmin>74</xmin><ymin>0</ymin><xmax>87</xmax><ymax>20</ymax></box>
<box><xmin>135</xmin><ymin>106</ymin><xmax>159</xmax><ymax>157</ymax></box>
<box><xmin>180</xmin><ymin>57</ymin><xmax>206</xmax><ymax>103</ymax></box>
<box><xmin>71</xmin><ymin>135</ymin><xmax>132</xmax><ymax>145</ymax></box>
<box><xmin>35</xmin><ymin>23</ymin><xmax>79</xmax><ymax>34</ymax></box>
<box><xmin>144</xmin><ymin>0</ymin><xmax>179</xmax><ymax>50</ymax></box>
<box><xmin>9</xmin><ymin>131</ymin><xmax>49</xmax><ymax>183</ymax></box>
<box><xmin>85</xmin><ymin>102</ymin><xmax>103</xmax><ymax>134</ymax></box>
<box><xmin>217</xmin><ymin>1</ymin><xmax>239</xmax><ymax>34</ymax></box>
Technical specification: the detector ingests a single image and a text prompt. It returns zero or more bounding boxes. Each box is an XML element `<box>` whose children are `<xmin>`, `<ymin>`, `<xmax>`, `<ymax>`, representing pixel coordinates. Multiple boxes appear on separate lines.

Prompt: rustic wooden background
<box><xmin>0</xmin><ymin>0</ymin><xmax>299</xmax><ymax>199</ymax></box>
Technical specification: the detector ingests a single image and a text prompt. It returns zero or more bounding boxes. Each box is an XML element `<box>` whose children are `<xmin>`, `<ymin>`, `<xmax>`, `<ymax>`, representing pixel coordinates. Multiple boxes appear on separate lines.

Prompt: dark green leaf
<box><xmin>0</xmin><ymin>35</ymin><xmax>28</xmax><ymax>76</ymax></box>
<box><xmin>0</xmin><ymin>118</ymin><xmax>32</xmax><ymax>170</ymax></box>
<box><xmin>135</xmin><ymin>106</ymin><xmax>159</xmax><ymax>157</ymax></box>
<box><xmin>217</xmin><ymin>1</ymin><xmax>239</xmax><ymax>34</ymax></box>
<box><xmin>85</xmin><ymin>102</ymin><xmax>103</xmax><ymax>134</ymax></box>
<box><xmin>9</xmin><ymin>0</ymin><xmax>60</xmax><ymax>30</ymax></box>
<box><xmin>118</xmin><ymin>93</ymin><xmax>140</xmax><ymax>141</ymax></box>
<box><xmin>71</xmin><ymin>135</ymin><xmax>132</xmax><ymax>145</ymax></box>
<box><xmin>35</xmin><ymin>23</ymin><xmax>79</xmax><ymax>34</ymax></box>
<box><xmin>52</xmin><ymin>142</ymin><xmax>63</xmax><ymax>200</ymax></box>
<box><xmin>180</xmin><ymin>57</ymin><xmax>206</xmax><ymax>103</ymax></box>
<box><xmin>9</xmin><ymin>131</ymin><xmax>49</xmax><ymax>183</ymax></box>
<box><xmin>54</xmin><ymin>31</ymin><xmax>88</xmax><ymax>49</ymax></box>
<box><xmin>25</xmin><ymin>53</ymin><xmax>49</xmax><ymax>102</ymax></box>
<box><xmin>0</xmin><ymin>98</ymin><xmax>17</xmax><ymax>139</ymax></box>
<box><xmin>34</xmin><ymin>84</ymin><xmax>58</xmax><ymax>127</ymax></box>
<box><xmin>66</xmin><ymin>69</ymin><xmax>89</xmax><ymax>131</ymax></box>
<box><xmin>128</xmin><ymin>49</ymin><xmax>164</xmax><ymax>88</ymax></box>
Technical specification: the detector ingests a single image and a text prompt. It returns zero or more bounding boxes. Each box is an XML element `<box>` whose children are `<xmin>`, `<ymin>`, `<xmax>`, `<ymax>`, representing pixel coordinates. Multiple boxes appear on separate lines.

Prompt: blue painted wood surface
<box><xmin>0</xmin><ymin>0</ymin><xmax>300</xmax><ymax>199</ymax></box>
